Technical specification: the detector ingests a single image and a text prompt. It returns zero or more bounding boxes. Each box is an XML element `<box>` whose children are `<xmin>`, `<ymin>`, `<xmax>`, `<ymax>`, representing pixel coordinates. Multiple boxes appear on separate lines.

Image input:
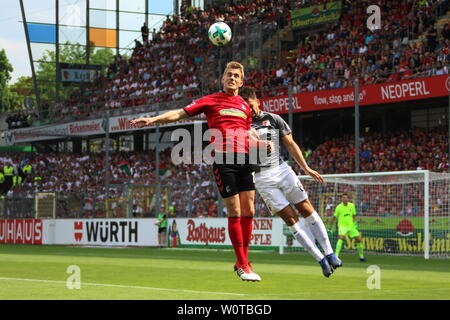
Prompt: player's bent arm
<box><xmin>281</xmin><ymin>134</ymin><xmax>309</xmax><ymax>169</ymax></box>
<box><xmin>281</xmin><ymin>134</ymin><xmax>324</xmax><ymax>182</ymax></box>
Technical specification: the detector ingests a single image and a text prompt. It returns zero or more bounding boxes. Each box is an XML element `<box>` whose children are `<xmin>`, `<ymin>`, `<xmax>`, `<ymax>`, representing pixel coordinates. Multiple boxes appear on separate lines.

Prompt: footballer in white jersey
<box><xmin>239</xmin><ymin>87</ymin><xmax>342</xmax><ymax>278</ymax></box>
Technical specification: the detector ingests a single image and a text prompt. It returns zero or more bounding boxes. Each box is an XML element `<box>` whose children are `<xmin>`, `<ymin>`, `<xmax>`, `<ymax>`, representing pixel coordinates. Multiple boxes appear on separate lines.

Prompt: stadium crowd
<box><xmin>1</xmin><ymin>127</ymin><xmax>449</xmax><ymax>218</ymax></box>
<box><xmin>0</xmin><ymin>149</ymin><xmax>218</xmax><ymax>218</ymax></box>
<box><xmin>43</xmin><ymin>0</ymin><xmax>450</xmax><ymax>122</ymax></box>
<box><xmin>299</xmin><ymin>126</ymin><xmax>450</xmax><ymax>174</ymax></box>
<box><xmin>4</xmin><ymin>112</ymin><xmax>36</xmax><ymax>129</ymax></box>
<box><xmin>4</xmin><ymin>0</ymin><xmax>450</xmax><ymax>218</ymax></box>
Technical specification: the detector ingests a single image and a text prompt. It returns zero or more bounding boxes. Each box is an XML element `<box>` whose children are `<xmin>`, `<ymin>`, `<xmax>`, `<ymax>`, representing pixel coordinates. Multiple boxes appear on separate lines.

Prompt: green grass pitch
<box><xmin>0</xmin><ymin>244</ymin><xmax>449</xmax><ymax>300</ymax></box>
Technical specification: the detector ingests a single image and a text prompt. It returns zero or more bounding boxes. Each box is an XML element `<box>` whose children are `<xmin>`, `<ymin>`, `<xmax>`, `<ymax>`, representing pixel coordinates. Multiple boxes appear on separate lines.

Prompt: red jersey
<box><xmin>183</xmin><ymin>92</ymin><xmax>252</xmax><ymax>153</ymax></box>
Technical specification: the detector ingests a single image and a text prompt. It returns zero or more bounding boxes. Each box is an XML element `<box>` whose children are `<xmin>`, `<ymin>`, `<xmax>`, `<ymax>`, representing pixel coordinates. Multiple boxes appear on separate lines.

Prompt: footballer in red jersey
<box><xmin>183</xmin><ymin>91</ymin><xmax>252</xmax><ymax>155</ymax></box>
<box><xmin>131</xmin><ymin>61</ymin><xmax>269</xmax><ymax>282</ymax></box>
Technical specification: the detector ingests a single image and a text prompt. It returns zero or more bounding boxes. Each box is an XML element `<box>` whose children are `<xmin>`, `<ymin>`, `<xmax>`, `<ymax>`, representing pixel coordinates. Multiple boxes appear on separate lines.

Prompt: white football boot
<box><xmin>236</xmin><ymin>264</ymin><xmax>261</xmax><ymax>282</ymax></box>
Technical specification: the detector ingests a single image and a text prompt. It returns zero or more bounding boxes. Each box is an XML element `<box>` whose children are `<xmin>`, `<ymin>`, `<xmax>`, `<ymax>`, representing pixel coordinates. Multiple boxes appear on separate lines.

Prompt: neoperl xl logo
<box><xmin>73</xmin><ymin>220</ymin><xmax>138</xmax><ymax>243</ymax></box>
<box><xmin>186</xmin><ymin>219</ymin><xmax>226</xmax><ymax>245</ymax></box>
<box><xmin>0</xmin><ymin>219</ymin><xmax>42</xmax><ymax>244</ymax></box>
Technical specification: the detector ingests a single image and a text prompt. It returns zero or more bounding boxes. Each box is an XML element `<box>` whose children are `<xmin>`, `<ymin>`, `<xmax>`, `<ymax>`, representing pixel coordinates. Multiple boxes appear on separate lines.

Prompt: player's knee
<box><xmin>227</xmin><ymin>207</ymin><xmax>241</xmax><ymax>217</ymax></box>
<box><xmin>241</xmin><ymin>208</ymin><xmax>255</xmax><ymax>217</ymax></box>
<box><xmin>285</xmin><ymin>216</ymin><xmax>298</xmax><ymax>226</ymax></box>
<box><xmin>240</xmin><ymin>202</ymin><xmax>255</xmax><ymax>217</ymax></box>
<box><xmin>298</xmin><ymin>210</ymin><xmax>311</xmax><ymax>218</ymax></box>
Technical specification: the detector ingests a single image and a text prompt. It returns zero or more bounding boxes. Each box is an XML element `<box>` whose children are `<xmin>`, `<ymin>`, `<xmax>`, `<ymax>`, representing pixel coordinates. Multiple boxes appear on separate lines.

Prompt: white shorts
<box><xmin>255</xmin><ymin>162</ymin><xmax>308</xmax><ymax>215</ymax></box>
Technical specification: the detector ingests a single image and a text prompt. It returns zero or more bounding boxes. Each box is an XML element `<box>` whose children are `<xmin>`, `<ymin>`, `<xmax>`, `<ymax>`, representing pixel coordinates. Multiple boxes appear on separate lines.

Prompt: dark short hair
<box><xmin>342</xmin><ymin>193</ymin><xmax>349</xmax><ymax>198</ymax></box>
<box><xmin>239</xmin><ymin>86</ymin><xmax>257</xmax><ymax>101</ymax></box>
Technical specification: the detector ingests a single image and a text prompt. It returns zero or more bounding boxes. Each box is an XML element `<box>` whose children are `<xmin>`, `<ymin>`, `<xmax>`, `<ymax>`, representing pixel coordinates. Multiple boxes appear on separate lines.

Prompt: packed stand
<box><xmin>251</xmin><ymin>0</ymin><xmax>450</xmax><ymax>97</ymax></box>
<box><xmin>1</xmin><ymin>150</ymin><xmax>219</xmax><ymax>218</ymax></box>
<box><xmin>2</xmin><ymin>125</ymin><xmax>449</xmax><ymax>218</ymax></box>
<box><xmin>300</xmin><ymin>126</ymin><xmax>449</xmax><ymax>174</ymax></box>
<box><xmin>47</xmin><ymin>0</ymin><xmax>293</xmax><ymax>121</ymax></box>
<box><xmin>41</xmin><ymin>0</ymin><xmax>450</xmax><ymax>122</ymax></box>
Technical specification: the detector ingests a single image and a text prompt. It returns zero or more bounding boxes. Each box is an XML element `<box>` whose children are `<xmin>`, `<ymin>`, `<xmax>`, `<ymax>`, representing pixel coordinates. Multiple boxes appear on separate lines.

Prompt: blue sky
<box><xmin>0</xmin><ymin>0</ymin><xmax>174</xmax><ymax>84</ymax></box>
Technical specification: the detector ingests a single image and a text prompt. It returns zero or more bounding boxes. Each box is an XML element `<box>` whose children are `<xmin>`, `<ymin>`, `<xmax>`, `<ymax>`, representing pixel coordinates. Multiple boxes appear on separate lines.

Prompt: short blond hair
<box><xmin>223</xmin><ymin>61</ymin><xmax>245</xmax><ymax>80</ymax></box>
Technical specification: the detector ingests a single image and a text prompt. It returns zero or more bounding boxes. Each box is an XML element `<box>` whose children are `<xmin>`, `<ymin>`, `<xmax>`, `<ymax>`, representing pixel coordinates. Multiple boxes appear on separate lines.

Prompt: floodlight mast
<box><xmin>19</xmin><ymin>0</ymin><xmax>41</xmax><ymax>110</ymax></box>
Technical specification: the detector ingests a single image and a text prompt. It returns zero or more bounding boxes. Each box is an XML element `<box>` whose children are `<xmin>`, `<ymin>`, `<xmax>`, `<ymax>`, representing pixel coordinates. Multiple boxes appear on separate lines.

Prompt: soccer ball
<box><xmin>208</xmin><ymin>22</ymin><xmax>232</xmax><ymax>46</ymax></box>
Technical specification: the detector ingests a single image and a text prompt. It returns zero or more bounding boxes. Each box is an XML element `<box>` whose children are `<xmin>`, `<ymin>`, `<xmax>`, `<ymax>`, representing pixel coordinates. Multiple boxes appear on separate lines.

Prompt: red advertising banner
<box><xmin>0</xmin><ymin>219</ymin><xmax>42</xmax><ymax>245</ymax></box>
<box><xmin>261</xmin><ymin>75</ymin><xmax>449</xmax><ymax>114</ymax></box>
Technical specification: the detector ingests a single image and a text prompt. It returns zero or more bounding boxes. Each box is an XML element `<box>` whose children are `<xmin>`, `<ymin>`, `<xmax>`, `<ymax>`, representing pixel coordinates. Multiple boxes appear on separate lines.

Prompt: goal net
<box><xmin>35</xmin><ymin>192</ymin><xmax>56</xmax><ymax>219</ymax></box>
<box><xmin>279</xmin><ymin>170</ymin><xmax>450</xmax><ymax>259</ymax></box>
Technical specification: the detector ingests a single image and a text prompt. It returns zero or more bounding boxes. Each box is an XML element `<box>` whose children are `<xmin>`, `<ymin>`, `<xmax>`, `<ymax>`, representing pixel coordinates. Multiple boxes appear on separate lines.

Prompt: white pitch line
<box><xmin>0</xmin><ymin>277</ymin><xmax>248</xmax><ymax>297</ymax></box>
<box><xmin>2</xmin><ymin>277</ymin><xmax>449</xmax><ymax>299</ymax></box>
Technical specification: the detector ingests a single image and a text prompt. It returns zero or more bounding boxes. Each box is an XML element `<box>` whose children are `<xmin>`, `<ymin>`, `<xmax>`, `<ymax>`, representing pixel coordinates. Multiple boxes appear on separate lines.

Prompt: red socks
<box><xmin>228</xmin><ymin>216</ymin><xmax>254</xmax><ymax>267</ymax></box>
<box><xmin>240</xmin><ymin>217</ymin><xmax>253</xmax><ymax>259</ymax></box>
<box><xmin>227</xmin><ymin>217</ymin><xmax>247</xmax><ymax>266</ymax></box>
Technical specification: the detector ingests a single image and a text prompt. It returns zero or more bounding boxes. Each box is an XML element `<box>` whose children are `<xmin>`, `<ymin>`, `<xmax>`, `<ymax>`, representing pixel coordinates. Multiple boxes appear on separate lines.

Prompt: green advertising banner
<box><xmin>290</xmin><ymin>1</ymin><xmax>342</xmax><ymax>29</ymax></box>
<box><xmin>326</xmin><ymin>217</ymin><xmax>450</xmax><ymax>255</ymax></box>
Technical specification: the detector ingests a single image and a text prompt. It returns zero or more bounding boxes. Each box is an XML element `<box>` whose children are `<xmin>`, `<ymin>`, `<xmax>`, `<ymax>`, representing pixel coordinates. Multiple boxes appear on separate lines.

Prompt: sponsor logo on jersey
<box><xmin>219</xmin><ymin>108</ymin><xmax>248</xmax><ymax>119</ymax></box>
<box><xmin>262</xmin><ymin>120</ymin><xmax>270</xmax><ymax>126</ymax></box>
<box><xmin>257</xmin><ymin>127</ymin><xmax>269</xmax><ymax>136</ymax></box>
<box><xmin>185</xmin><ymin>101</ymin><xmax>197</xmax><ymax>110</ymax></box>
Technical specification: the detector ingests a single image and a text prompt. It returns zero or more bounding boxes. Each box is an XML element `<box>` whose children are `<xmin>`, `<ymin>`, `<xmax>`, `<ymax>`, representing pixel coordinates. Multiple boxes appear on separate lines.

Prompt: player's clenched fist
<box><xmin>248</xmin><ymin>127</ymin><xmax>260</xmax><ymax>141</ymax></box>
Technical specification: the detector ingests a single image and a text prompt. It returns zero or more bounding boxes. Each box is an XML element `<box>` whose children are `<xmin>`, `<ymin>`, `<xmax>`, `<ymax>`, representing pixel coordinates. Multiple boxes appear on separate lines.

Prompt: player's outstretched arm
<box><xmin>130</xmin><ymin>109</ymin><xmax>188</xmax><ymax>127</ymax></box>
<box><xmin>281</xmin><ymin>134</ymin><xmax>324</xmax><ymax>183</ymax></box>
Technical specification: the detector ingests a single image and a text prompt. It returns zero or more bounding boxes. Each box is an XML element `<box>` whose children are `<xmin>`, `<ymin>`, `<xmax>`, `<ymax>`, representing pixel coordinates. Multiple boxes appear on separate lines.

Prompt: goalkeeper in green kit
<box><xmin>329</xmin><ymin>194</ymin><xmax>365</xmax><ymax>261</ymax></box>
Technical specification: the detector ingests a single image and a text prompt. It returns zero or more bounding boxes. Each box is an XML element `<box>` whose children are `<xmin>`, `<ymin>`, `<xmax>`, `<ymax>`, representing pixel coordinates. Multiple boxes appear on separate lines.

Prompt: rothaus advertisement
<box><xmin>0</xmin><ymin>219</ymin><xmax>43</xmax><ymax>244</ymax></box>
<box><xmin>166</xmin><ymin>218</ymin><xmax>285</xmax><ymax>248</ymax></box>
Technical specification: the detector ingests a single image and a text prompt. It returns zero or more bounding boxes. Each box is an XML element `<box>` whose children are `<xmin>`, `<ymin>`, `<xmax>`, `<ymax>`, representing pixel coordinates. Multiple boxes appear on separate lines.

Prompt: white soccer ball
<box><xmin>208</xmin><ymin>22</ymin><xmax>232</xmax><ymax>46</ymax></box>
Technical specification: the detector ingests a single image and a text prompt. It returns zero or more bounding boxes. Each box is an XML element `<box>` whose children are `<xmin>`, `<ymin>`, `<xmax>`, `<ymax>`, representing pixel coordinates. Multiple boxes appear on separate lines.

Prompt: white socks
<box><xmin>289</xmin><ymin>221</ymin><xmax>324</xmax><ymax>262</ymax></box>
<box><xmin>305</xmin><ymin>211</ymin><xmax>334</xmax><ymax>256</ymax></box>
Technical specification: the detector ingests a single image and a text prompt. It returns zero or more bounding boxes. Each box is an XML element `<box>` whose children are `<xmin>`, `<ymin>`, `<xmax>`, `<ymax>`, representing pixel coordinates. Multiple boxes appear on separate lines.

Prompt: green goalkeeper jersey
<box><xmin>334</xmin><ymin>202</ymin><xmax>356</xmax><ymax>228</ymax></box>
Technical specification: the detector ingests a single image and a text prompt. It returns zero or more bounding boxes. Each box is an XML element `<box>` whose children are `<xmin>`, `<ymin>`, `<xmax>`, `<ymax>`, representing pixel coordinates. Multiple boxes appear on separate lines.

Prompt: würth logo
<box><xmin>88</xmin><ymin>221</ymin><xmax>138</xmax><ymax>243</ymax></box>
<box><xmin>74</xmin><ymin>221</ymin><xmax>83</xmax><ymax>242</ymax></box>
